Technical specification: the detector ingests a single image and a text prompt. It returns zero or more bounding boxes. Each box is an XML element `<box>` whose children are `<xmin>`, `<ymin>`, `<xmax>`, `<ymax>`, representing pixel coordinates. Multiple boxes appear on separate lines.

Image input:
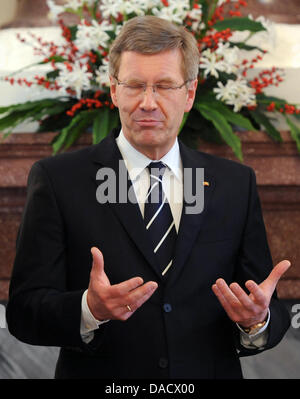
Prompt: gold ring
<box><xmin>126</xmin><ymin>304</ymin><xmax>132</xmax><ymax>312</ymax></box>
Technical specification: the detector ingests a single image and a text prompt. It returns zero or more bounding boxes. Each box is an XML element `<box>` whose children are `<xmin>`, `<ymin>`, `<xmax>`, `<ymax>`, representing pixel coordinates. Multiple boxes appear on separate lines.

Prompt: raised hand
<box><xmin>87</xmin><ymin>247</ymin><xmax>158</xmax><ymax>322</ymax></box>
<box><xmin>212</xmin><ymin>260</ymin><xmax>291</xmax><ymax>328</ymax></box>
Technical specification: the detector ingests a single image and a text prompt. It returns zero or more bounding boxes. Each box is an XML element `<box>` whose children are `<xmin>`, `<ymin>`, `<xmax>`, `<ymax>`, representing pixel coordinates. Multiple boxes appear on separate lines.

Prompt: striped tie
<box><xmin>144</xmin><ymin>162</ymin><xmax>177</xmax><ymax>276</ymax></box>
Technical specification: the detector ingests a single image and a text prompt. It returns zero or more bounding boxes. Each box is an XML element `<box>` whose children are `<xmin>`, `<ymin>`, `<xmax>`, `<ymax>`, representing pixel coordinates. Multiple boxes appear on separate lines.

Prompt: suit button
<box><xmin>159</xmin><ymin>357</ymin><xmax>168</xmax><ymax>369</ymax></box>
<box><xmin>163</xmin><ymin>303</ymin><xmax>172</xmax><ymax>312</ymax></box>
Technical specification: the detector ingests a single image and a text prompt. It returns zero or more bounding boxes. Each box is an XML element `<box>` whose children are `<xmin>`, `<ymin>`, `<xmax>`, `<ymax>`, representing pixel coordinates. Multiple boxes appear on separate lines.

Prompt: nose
<box><xmin>139</xmin><ymin>86</ymin><xmax>158</xmax><ymax>111</ymax></box>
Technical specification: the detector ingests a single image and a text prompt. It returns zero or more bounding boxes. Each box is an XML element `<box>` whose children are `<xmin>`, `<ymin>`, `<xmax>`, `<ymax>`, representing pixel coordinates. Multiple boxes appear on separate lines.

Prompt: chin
<box><xmin>124</xmin><ymin>125</ymin><xmax>174</xmax><ymax>153</ymax></box>
<box><xmin>138</xmin><ymin>131</ymin><xmax>165</xmax><ymax>146</ymax></box>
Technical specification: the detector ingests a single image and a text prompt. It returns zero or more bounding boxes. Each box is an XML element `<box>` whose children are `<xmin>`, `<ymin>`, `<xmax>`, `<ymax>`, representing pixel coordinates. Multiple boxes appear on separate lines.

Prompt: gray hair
<box><xmin>108</xmin><ymin>15</ymin><xmax>200</xmax><ymax>81</ymax></box>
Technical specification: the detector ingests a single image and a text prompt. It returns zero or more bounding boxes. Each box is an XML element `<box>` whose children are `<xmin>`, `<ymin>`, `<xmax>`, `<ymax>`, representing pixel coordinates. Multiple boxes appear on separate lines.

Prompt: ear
<box><xmin>109</xmin><ymin>75</ymin><xmax>118</xmax><ymax>108</ymax></box>
<box><xmin>184</xmin><ymin>79</ymin><xmax>198</xmax><ymax>113</ymax></box>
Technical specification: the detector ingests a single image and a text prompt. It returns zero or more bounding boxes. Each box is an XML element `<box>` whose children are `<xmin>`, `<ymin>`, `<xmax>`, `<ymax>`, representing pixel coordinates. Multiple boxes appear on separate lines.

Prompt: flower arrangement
<box><xmin>0</xmin><ymin>0</ymin><xmax>299</xmax><ymax>160</ymax></box>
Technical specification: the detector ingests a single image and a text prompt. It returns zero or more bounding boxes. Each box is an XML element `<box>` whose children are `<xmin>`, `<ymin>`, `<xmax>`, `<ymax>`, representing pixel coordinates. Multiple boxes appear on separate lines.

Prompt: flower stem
<box><xmin>0</xmin><ymin>61</ymin><xmax>44</xmax><ymax>79</ymax></box>
<box><xmin>244</xmin><ymin>32</ymin><xmax>255</xmax><ymax>43</ymax></box>
<box><xmin>207</xmin><ymin>0</ymin><xmax>219</xmax><ymax>22</ymax></box>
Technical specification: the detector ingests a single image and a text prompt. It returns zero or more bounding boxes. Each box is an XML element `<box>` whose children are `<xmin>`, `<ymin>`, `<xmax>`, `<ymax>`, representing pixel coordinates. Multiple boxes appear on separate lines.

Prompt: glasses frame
<box><xmin>113</xmin><ymin>76</ymin><xmax>190</xmax><ymax>94</ymax></box>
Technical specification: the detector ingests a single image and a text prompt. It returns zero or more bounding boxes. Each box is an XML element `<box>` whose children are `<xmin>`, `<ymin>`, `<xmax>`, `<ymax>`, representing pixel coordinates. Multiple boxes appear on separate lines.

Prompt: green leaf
<box><xmin>107</xmin><ymin>109</ymin><xmax>120</xmax><ymax>132</ymax></box>
<box><xmin>46</xmin><ymin>70</ymin><xmax>60</xmax><ymax>80</ymax></box>
<box><xmin>250</xmin><ymin>109</ymin><xmax>282</xmax><ymax>142</ymax></box>
<box><xmin>229</xmin><ymin>41</ymin><xmax>264</xmax><ymax>53</ymax></box>
<box><xmin>256</xmin><ymin>94</ymin><xmax>287</xmax><ymax>107</ymax></box>
<box><xmin>93</xmin><ymin>108</ymin><xmax>110</xmax><ymax>144</ymax></box>
<box><xmin>194</xmin><ymin>103</ymin><xmax>243</xmax><ymax>161</ymax></box>
<box><xmin>220</xmin><ymin>107</ymin><xmax>257</xmax><ymax>132</ymax></box>
<box><xmin>285</xmin><ymin>115</ymin><xmax>300</xmax><ymax>153</ymax></box>
<box><xmin>207</xmin><ymin>0</ymin><xmax>219</xmax><ymax>21</ymax></box>
<box><xmin>93</xmin><ymin>108</ymin><xmax>120</xmax><ymax>144</ymax></box>
<box><xmin>194</xmin><ymin>98</ymin><xmax>257</xmax><ymax>132</ymax></box>
<box><xmin>179</xmin><ymin>112</ymin><xmax>189</xmax><ymax>134</ymax></box>
<box><xmin>293</xmin><ymin>113</ymin><xmax>300</xmax><ymax>121</ymax></box>
<box><xmin>52</xmin><ymin>126</ymin><xmax>72</xmax><ymax>154</ymax></box>
<box><xmin>213</xmin><ymin>17</ymin><xmax>266</xmax><ymax>33</ymax></box>
<box><xmin>32</xmin><ymin>102</ymin><xmax>72</xmax><ymax>121</ymax></box>
<box><xmin>0</xmin><ymin>98</ymin><xmax>68</xmax><ymax>114</ymax></box>
<box><xmin>52</xmin><ymin>110</ymin><xmax>95</xmax><ymax>153</ymax></box>
<box><xmin>199</xmin><ymin>1</ymin><xmax>209</xmax><ymax>25</ymax></box>
<box><xmin>0</xmin><ymin>102</ymin><xmax>37</xmax><ymax>115</ymax></box>
<box><xmin>63</xmin><ymin>118</ymin><xmax>92</xmax><ymax>150</ymax></box>
<box><xmin>0</xmin><ymin>110</ymin><xmax>32</xmax><ymax>131</ymax></box>
<box><xmin>194</xmin><ymin>91</ymin><xmax>216</xmax><ymax>105</ymax></box>
<box><xmin>185</xmin><ymin>109</ymin><xmax>224</xmax><ymax>144</ymax></box>
<box><xmin>0</xmin><ymin>99</ymin><xmax>74</xmax><ymax>136</ymax></box>
<box><xmin>68</xmin><ymin>25</ymin><xmax>78</xmax><ymax>41</ymax></box>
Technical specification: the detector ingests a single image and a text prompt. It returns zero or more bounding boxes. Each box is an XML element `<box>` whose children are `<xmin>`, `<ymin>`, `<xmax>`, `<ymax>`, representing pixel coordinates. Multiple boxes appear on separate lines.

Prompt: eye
<box><xmin>125</xmin><ymin>83</ymin><xmax>145</xmax><ymax>90</ymax></box>
<box><xmin>155</xmin><ymin>84</ymin><xmax>173</xmax><ymax>90</ymax></box>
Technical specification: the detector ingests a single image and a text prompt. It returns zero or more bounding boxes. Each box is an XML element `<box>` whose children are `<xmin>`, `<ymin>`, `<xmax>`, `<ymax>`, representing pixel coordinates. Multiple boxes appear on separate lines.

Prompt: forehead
<box><xmin>117</xmin><ymin>49</ymin><xmax>184</xmax><ymax>81</ymax></box>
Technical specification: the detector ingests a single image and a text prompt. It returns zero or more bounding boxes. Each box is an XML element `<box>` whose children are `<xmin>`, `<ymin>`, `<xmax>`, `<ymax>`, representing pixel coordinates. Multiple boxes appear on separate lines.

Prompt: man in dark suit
<box><xmin>7</xmin><ymin>16</ymin><xmax>290</xmax><ymax>379</ymax></box>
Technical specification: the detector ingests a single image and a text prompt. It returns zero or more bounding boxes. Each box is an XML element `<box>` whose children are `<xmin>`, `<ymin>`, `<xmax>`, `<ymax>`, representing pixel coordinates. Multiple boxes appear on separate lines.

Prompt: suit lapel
<box><xmin>90</xmin><ymin>129</ymin><xmax>163</xmax><ymax>280</ymax></box>
<box><xmin>167</xmin><ymin>142</ymin><xmax>216</xmax><ymax>286</ymax></box>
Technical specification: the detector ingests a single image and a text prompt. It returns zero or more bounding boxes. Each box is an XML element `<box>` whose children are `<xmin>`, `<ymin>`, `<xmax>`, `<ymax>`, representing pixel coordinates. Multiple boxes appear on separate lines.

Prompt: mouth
<box><xmin>134</xmin><ymin>119</ymin><xmax>163</xmax><ymax>127</ymax></box>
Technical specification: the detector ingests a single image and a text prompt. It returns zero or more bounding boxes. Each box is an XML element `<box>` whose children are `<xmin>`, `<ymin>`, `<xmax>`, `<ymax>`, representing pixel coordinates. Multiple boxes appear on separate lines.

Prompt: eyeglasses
<box><xmin>114</xmin><ymin>76</ymin><xmax>190</xmax><ymax>97</ymax></box>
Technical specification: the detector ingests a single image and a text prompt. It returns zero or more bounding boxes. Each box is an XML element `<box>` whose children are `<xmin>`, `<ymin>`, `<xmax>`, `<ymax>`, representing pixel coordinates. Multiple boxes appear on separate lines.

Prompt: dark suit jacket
<box><xmin>6</xmin><ymin>128</ymin><xmax>290</xmax><ymax>379</ymax></box>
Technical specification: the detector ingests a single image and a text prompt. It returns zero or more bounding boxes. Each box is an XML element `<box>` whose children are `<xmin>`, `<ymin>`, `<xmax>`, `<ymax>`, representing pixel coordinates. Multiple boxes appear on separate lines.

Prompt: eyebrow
<box><xmin>122</xmin><ymin>77</ymin><xmax>178</xmax><ymax>84</ymax></box>
<box><xmin>156</xmin><ymin>78</ymin><xmax>178</xmax><ymax>84</ymax></box>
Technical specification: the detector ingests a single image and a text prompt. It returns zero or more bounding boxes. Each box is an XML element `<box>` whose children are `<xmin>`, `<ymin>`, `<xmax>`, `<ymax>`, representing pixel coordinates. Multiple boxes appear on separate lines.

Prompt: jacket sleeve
<box><xmin>233</xmin><ymin>167</ymin><xmax>290</xmax><ymax>356</ymax></box>
<box><xmin>6</xmin><ymin>161</ymin><xmax>91</xmax><ymax>350</ymax></box>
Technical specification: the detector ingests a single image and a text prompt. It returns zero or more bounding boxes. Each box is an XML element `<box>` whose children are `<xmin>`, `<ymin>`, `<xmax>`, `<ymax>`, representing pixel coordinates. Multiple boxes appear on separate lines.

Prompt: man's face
<box><xmin>110</xmin><ymin>49</ymin><xmax>198</xmax><ymax>159</ymax></box>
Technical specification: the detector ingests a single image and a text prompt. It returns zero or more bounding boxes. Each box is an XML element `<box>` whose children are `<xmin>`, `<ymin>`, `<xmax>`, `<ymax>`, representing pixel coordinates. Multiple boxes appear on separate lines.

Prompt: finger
<box><xmin>110</xmin><ymin>276</ymin><xmax>145</xmax><ymax>297</ymax></box>
<box><xmin>215</xmin><ymin>279</ymin><xmax>241</xmax><ymax>308</ymax></box>
<box><xmin>111</xmin><ymin>305</ymin><xmax>133</xmax><ymax>322</ymax></box>
<box><xmin>212</xmin><ymin>283</ymin><xmax>238</xmax><ymax>322</ymax></box>
<box><xmin>269</xmin><ymin>259</ymin><xmax>291</xmax><ymax>285</ymax></box>
<box><xmin>115</xmin><ymin>282</ymin><xmax>158</xmax><ymax>320</ymax></box>
<box><xmin>229</xmin><ymin>282</ymin><xmax>256</xmax><ymax>311</ymax></box>
<box><xmin>90</xmin><ymin>247</ymin><xmax>110</xmax><ymax>285</ymax></box>
<box><xmin>260</xmin><ymin>259</ymin><xmax>291</xmax><ymax>294</ymax></box>
<box><xmin>91</xmin><ymin>247</ymin><xmax>104</xmax><ymax>273</ymax></box>
<box><xmin>125</xmin><ymin>281</ymin><xmax>158</xmax><ymax>311</ymax></box>
<box><xmin>245</xmin><ymin>280</ymin><xmax>269</xmax><ymax>308</ymax></box>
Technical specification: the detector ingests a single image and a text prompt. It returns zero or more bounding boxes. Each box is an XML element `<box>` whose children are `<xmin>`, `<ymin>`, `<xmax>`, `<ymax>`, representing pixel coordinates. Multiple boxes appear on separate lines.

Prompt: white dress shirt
<box><xmin>80</xmin><ymin>129</ymin><xmax>269</xmax><ymax>349</ymax></box>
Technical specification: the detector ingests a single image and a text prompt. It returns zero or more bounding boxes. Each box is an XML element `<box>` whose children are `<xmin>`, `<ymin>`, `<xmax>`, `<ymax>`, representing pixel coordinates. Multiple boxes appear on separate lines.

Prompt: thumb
<box><xmin>90</xmin><ymin>247</ymin><xmax>110</xmax><ymax>285</ymax></box>
<box><xmin>260</xmin><ymin>259</ymin><xmax>291</xmax><ymax>295</ymax></box>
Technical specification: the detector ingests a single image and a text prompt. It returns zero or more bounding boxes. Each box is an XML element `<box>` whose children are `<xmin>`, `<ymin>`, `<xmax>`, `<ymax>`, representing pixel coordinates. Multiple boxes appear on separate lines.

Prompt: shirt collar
<box><xmin>116</xmin><ymin>129</ymin><xmax>182</xmax><ymax>181</ymax></box>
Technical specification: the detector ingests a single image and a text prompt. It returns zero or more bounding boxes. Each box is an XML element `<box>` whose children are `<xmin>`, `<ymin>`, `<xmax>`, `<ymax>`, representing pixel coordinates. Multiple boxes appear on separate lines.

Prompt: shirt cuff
<box><xmin>237</xmin><ymin>308</ymin><xmax>270</xmax><ymax>349</ymax></box>
<box><xmin>237</xmin><ymin>308</ymin><xmax>270</xmax><ymax>336</ymax></box>
<box><xmin>80</xmin><ymin>289</ymin><xmax>109</xmax><ymax>343</ymax></box>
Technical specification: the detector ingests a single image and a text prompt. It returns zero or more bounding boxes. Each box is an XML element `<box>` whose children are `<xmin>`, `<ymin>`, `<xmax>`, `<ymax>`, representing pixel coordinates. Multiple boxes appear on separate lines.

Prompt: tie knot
<box><xmin>147</xmin><ymin>161</ymin><xmax>166</xmax><ymax>179</ymax></box>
